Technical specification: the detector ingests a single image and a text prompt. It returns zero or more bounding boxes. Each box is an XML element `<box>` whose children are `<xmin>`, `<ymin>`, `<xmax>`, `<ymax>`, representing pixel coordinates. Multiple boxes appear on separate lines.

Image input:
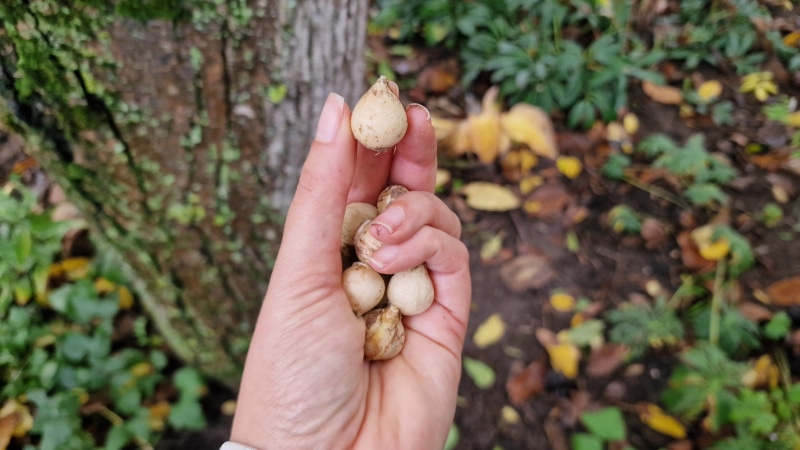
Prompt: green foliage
<box><xmin>689</xmin><ymin>303</ymin><xmax>761</xmax><ymax>357</ymax></box>
<box><xmin>0</xmin><ymin>180</ymin><xmax>76</xmax><ymax>311</ymax></box>
<box><xmin>607</xmin><ymin>298</ymin><xmax>684</xmax><ymax>359</ymax></box>
<box><xmin>580</xmin><ymin>407</ymin><xmax>627</xmax><ymax>441</ymax></box>
<box><xmin>607</xmin><ymin>204</ymin><xmax>642</xmax><ymax>235</ymax></box>
<box><xmin>656</xmin><ymin>0</ymin><xmax>774</xmax><ymax>74</ymax></box>
<box><xmin>636</xmin><ymin>134</ymin><xmax>737</xmax><ymax>207</ymax></box>
<box><xmin>763</xmin><ymin>312</ymin><xmax>792</xmax><ymax>341</ymax></box>
<box><xmin>375</xmin><ymin>0</ymin><xmax>664</xmax><ymax>128</ymax></box>
<box><xmin>0</xmin><ymin>183</ymin><xmax>206</xmax><ymax>448</ymax></box>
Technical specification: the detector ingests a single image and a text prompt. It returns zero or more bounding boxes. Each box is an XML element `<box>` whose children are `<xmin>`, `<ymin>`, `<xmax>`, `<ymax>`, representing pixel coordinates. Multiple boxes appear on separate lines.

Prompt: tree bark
<box><xmin>0</xmin><ymin>0</ymin><xmax>367</xmax><ymax>386</ymax></box>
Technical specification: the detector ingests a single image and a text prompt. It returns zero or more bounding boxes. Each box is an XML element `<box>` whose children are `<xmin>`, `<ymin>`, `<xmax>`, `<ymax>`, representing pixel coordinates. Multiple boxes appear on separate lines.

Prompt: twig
<box><xmin>622</xmin><ymin>175</ymin><xmax>692</xmax><ymax>210</ymax></box>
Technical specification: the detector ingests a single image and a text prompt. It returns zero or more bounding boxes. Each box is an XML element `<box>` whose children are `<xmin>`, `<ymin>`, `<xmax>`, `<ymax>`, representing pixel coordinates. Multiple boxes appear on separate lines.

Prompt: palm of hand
<box><xmin>231</xmin><ymin>96</ymin><xmax>470</xmax><ymax>450</ymax></box>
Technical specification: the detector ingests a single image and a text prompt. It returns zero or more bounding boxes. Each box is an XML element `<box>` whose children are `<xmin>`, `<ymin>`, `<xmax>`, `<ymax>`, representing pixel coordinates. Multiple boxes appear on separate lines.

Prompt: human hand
<box><xmin>230</xmin><ymin>90</ymin><xmax>471</xmax><ymax>450</ymax></box>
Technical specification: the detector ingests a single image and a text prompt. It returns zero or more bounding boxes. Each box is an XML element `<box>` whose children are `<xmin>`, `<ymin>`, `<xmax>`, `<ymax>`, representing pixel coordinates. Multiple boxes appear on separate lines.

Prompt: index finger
<box><xmin>388</xmin><ymin>104</ymin><xmax>437</xmax><ymax>193</ymax></box>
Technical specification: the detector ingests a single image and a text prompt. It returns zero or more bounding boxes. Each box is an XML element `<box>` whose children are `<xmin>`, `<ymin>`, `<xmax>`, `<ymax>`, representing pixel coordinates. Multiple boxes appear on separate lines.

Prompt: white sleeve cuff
<box><xmin>220</xmin><ymin>441</ymin><xmax>260</xmax><ymax>450</ymax></box>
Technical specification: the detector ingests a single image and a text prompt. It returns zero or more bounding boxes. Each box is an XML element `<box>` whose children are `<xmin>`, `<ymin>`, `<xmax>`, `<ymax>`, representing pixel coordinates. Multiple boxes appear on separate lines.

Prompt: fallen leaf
<box><xmin>500</xmin><ymin>103</ymin><xmax>559</xmax><ymax>159</ymax></box>
<box><xmin>676</xmin><ymin>231</ymin><xmax>716</xmax><ymax>272</ymax></box>
<box><xmin>690</xmin><ymin>225</ymin><xmax>730</xmax><ymax>261</ymax></box>
<box><xmin>0</xmin><ymin>414</ymin><xmax>16</xmax><ymax>449</ymax></box>
<box><xmin>467</xmin><ymin>112</ymin><xmax>504</xmax><ymax>164</ymax></box>
<box><xmin>737</xmin><ymin>302</ymin><xmax>773</xmax><ymax>322</ymax></box>
<box><xmin>547</xmin><ymin>343</ymin><xmax>581</xmax><ymax>379</ymax></box>
<box><xmin>506</xmin><ymin>359</ymin><xmax>548</xmax><ymax>405</ymax></box>
<box><xmin>535</xmin><ymin>327</ymin><xmax>559</xmax><ymax>348</ymax></box>
<box><xmin>59</xmin><ymin>257</ymin><xmax>91</xmax><ymax>281</ymax></box>
<box><xmin>462</xmin><ymin>182</ymin><xmax>520</xmax><ymax>212</ymax></box>
<box><xmin>642</xmin><ymin>81</ymin><xmax>683</xmax><ymax>105</ymax></box>
<box><xmin>586</xmin><ymin>344</ymin><xmax>629</xmax><ymax>377</ymax></box>
<box><xmin>417</xmin><ymin>65</ymin><xmax>458</xmax><ymax>94</ymax></box>
<box><xmin>523</xmin><ymin>184</ymin><xmax>571</xmax><ymax>219</ymax></box>
<box><xmin>766</xmin><ymin>276</ymin><xmax>800</xmax><ymax>306</ymax></box>
<box><xmin>544</xmin><ymin>418</ymin><xmax>570</xmax><ymax>450</ymax></box>
<box><xmin>117</xmin><ymin>285</ymin><xmax>134</xmax><ymax>310</ymax></box>
<box><xmin>480</xmin><ymin>233</ymin><xmax>504</xmax><ymax>262</ymax></box>
<box><xmin>741</xmin><ymin>354</ymin><xmax>780</xmax><ymax>389</ymax></box>
<box><xmin>473</xmin><ymin>313</ymin><xmax>506</xmax><ymax>348</ymax></box>
<box><xmin>641</xmin><ymin>218</ymin><xmax>669</xmax><ymax>249</ymax></box>
<box><xmin>622</xmin><ymin>113</ymin><xmax>639</xmax><ymax>135</ymax></box>
<box><xmin>519</xmin><ymin>175</ymin><xmax>544</xmax><ymax>195</ymax></box>
<box><xmin>501</xmin><ymin>405</ymin><xmax>521</xmax><ymax>425</ymax></box>
<box><xmin>435</xmin><ymin>169</ymin><xmax>451</xmax><ymax>190</ymax></box>
<box><xmin>638</xmin><ymin>403</ymin><xmax>687</xmax><ymax>439</ymax></box>
<box><xmin>550</xmin><ymin>292</ymin><xmax>576</xmax><ymax>312</ymax></box>
<box><xmin>498</xmin><ymin>254</ymin><xmax>556</xmax><ymax>292</ymax></box>
<box><xmin>784</xmin><ymin>31</ymin><xmax>800</xmax><ymax>47</ymax></box>
<box><xmin>696</xmin><ymin>80</ymin><xmax>723</xmax><ymax>102</ymax></box>
<box><xmin>0</xmin><ymin>398</ymin><xmax>33</xmax><ymax>440</ymax></box>
<box><xmin>463</xmin><ymin>357</ymin><xmax>496</xmax><ymax>389</ymax></box>
<box><xmin>556</xmin><ymin>156</ymin><xmax>583</xmax><ymax>179</ymax></box>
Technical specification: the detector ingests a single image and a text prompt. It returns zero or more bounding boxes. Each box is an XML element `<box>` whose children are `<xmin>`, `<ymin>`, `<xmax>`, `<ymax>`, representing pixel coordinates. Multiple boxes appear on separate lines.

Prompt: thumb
<box><xmin>272</xmin><ymin>93</ymin><xmax>357</xmax><ymax>283</ymax></box>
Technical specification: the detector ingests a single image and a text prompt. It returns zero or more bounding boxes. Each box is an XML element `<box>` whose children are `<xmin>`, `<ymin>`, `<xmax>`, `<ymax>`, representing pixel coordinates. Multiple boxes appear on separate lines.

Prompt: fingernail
<box><xmin>406</xmin><ymin>103</ymin><xmax>431</xmax><ymax>122</ymax></box>
<box><xmin>371</xmin><ymin>206</ymin><xmax>404</xmax><ymax>235</ymax></box>
<box><xmin>314</xmin><ymin>93</ymin><xmax>345</xmax><ymax>144</ymax></box>
<box><xmin>370</xmin><ymin>245</ymin><xmax>398</xmax><ymax>270</ymax></box>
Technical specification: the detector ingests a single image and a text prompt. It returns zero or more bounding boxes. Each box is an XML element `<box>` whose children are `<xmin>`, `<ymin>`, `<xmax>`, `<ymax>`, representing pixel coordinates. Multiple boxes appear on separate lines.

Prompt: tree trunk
<box><xmin>0</xmin><ymin>0</ymin><xmax>367</xmax><ymax>386</ymax></box>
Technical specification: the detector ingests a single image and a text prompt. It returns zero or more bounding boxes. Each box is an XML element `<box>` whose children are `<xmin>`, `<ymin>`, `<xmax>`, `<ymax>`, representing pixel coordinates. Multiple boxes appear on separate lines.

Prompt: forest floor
<box><xmin>2</xmin><ymin>27</ymin><xmax>800</xmax><ymax>450</ymax></box>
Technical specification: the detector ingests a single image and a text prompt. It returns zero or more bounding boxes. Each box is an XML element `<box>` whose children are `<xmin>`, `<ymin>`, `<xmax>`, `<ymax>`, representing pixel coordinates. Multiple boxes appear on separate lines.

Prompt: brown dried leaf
<box><xmin>676</xmin><ymin>231</ymin><xmax>715</xmax><ymax>273</ymax></box>
<box><xmin>498</xmin><ymin>254</ymin><xmax>556</xmax><ymax>292</ymax></box>
<box><xmin>642</xmin><ymin>81</ymin><xmax>684</xmax><ymax>105</ymax></box>
<box><xmin>523</xmin><ymin>184</ymin><xmax>571</xmax><ymax>219</ymax></box>
<box><xmin>586</xmin><ymin>343</ymin><xmax>629</xmax><ymax>377</ymax></box>
<box><xmin>766</xmin><ymin>276</ymin><xmax>800</xmax><ymax>306</ymax></box>
<box><xmin>0</xmin><ymin>413</ymin><xmax>17</xmax><ymax>450</ymax></box>
<box><xmin>641</xmin><ymin>218</ymin><xmax>669</xmax><ymax>250</ymax></box>
<box><xmin>544</xmin><ymin>418</ymin><xmax>570</xmax><ymax>450</ymax></box>
<box><xmin>737</xmin><ymin>302</ymin><xmax>774</xmax><ymax>323</ymax></box>
<box><xmin>506</xmin><ymin>359</ymin><xmax>548</xmax><ymax>405</ymax></box>
<box><xmin>417</xmin><ymin>65</ymin><xmax>458</xmax><ymax>94</ymax></box>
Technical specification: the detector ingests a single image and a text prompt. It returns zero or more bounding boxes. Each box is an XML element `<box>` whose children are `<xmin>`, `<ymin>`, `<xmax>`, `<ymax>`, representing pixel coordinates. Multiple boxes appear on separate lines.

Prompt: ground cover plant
<box><xmin>1</xmin><ymin>0</ymin><xmax>799</xmax><ymax>448</ymax></box>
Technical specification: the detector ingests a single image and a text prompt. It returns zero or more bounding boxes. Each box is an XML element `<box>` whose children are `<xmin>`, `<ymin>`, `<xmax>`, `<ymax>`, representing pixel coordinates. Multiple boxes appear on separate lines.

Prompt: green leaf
<box><xmin>173</xmin><ymin>367</ymin><xmax>206</xmax><ymax>399</ymax></box>
<box><xmin>684</xmin><ymin>183</ymin><xmax>728</xmax><ymax>207</ymax></box>
<box><xmin>105</xmin><ymin>424</ymin><xmax>131</xmax><ymax>450</ymax></box>
<box><xmin>601</xmin><ymin>154</ymin><xmax>631</xmax><ymax>180</ymax></box>
<box><xmin>580</xmin><ymin>407</ymin><xmax>626</xmax><ymax>441</ymax></box>
<box><xmin>168</xmin><ymin>397</ymin><xmax>207</xmax><ymax>430</ymax></box>
<box><xmin>572</xmin><ymin>433</ymin><xmax>604</xmax><ymax>450</ymax></box>
<box><xmin>763</xmin><ymin>311</ymin><xmax>791</xmax><ymax>340</ymax></box>
<box><xmin>463</xmin><ymin>356</ymin><xmax>496</xmax><ymax>389</ymax></box>
<box><xmin>444</xmin><ymin>424</ymin><xmax>459</xmax><ymax>450</ymax></box>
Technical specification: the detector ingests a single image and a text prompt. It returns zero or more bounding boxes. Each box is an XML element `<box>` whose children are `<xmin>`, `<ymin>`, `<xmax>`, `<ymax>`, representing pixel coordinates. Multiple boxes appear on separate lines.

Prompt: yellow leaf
<box><xmin>622</xmin><ymin>113</ymin><xmax>639</xmax><ymax>135</ymax></box>
<box><xmin>431</xmin><ymin>115</ymin><xmax>458</xmax><ymax>141</ymax></box>
<box><xmin>501</xmin><ymin>405</ymin><xmax>521</xmax><ymax>424</ymax></box>
<box><xmin>94</xmin><ymin>277</ymin><xmax>116</xmax><ymax>294</ymax></box>
<box><xmin>148</xmin><ymin>401</ymin><xmax>171</xmax><ymax>431</ymax></box>
<box><xmin>642</xmin><ymin>81</ymin><xmax>683</xmax><ymax>105</ymax></box>
<box><xmin>519</xmin><ymin>175</ymin><xmax>543</xmax><ymax>195</ymax></box>
<box><xmin>546</xmin><ymin>343</ymin><xmax>581</xmax><ymax>379</ymax></box>
<box><xmin>481</xmin><ymin>86</ymin><xmax>502</xmax><ymax>116</ymax></box>
<box><xmin>130</xmin><ymin>362</ymin><xmax>153</xmax><ymax>378</ymax></box>
<box><xmin>785</xmin><ymin>111</ymin><xmax>800</xmax><ymax>128</ymax></box>
<box><xmin>462</xmin><ymin>182</ymin><xmax>520</xmax><ymax>212</ymax></box>
<box><xmin>467</xmin><ymin>113</ymin><xmax>503</xmax><ymax>164</ymax></box>
<box><xmin>550</xmin><ymin>292</ymin><xmax>576</xmax><ymax>312</ymax></box>
<box><xmin>697</xmin><ymin>80</ymin><xmax>723</xmax><ymax>102</ymax></box>
<box><xmin>691</xmin><ymin>225</ymin><xmax>730</xmax><ymax>261</ymax></box>
<box><xmin>480</xmin><ymin>233</ymin><xmax>504</xmax><ymax>261</ymax></box>
<box><xmin>117</xmin><ymin>285</ymin><xmax>134</xmax><ymax>310</ymax></box>
<box><xmin>639</xmin><ymin>403</ymin><xmax>687</xmax><ymax>439</ymax></box>
<box><xmin>556</xmin><ymin>156</ymin><xmax>583</xmax><ymax>179</ymax></box>
<box><xmin>519</xmin><ymin>149</ymin><xmax>538</xmax><ymax>173</ymax></box>
<box><xmin>523</xmin><ymin>200</ymin><xmax>542</xmax><ymax>215</ymax></box>
<box><xmin>740</xmin><ymin>72</ymin><xmax>778</xmax><ymax>102</ymax></box>
<box><xmin>435</xmin><ymin>169</ymin><xmax>452</xmax><ymax>190</ymax></box>
<box><xmin>473</xmin><ymin>313</ymin><xmax>506</xmax><ymax>348</ymax></box>
<box><xmin>500</xmin><ymin>103</ymin><xmax>558</xmax><ymax>159</ymax></box>
<box><xmin>783</xmin><ymin>31</ymin><xmax>800</xmax><ymax>47</ymax></box>
<box><xmin>0</xmin><ymin>398</ymin><xmax>34</xmax><ymax>439</ymax></box>
<box><xmin>59</xmin><ymin>257</ymin><xmax>91</xmax><ymax>281</ymax></box>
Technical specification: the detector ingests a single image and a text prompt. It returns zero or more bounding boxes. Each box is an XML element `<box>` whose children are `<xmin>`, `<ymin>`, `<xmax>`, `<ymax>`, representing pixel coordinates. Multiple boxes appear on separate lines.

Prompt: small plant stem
<box><xmin>708</xmin><ymin>258</ymin><xmax>727</xmax><ymax>347</ymax></box>
<box><xmin>622</xmin><ymin>175</ymin><xmax>691</xmax><ymax>209</ymax></box>
<box><xmin>97</xmin><ymin>406</ymin><xmax>154</xmax><ymax>450</ymax></box>
<box><xmin>665</xmin><ymin>275</ymin><xmax>696</xmax><ymax>310</ymax></box>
